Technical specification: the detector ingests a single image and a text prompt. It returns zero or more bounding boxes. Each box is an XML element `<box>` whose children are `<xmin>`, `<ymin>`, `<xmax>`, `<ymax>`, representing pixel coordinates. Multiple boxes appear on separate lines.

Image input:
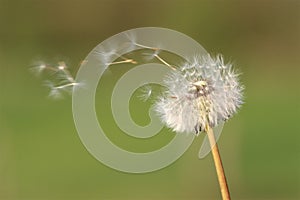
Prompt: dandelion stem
<box><xmin>206</xmin><ymin>125</ymin><xmax>231</xmax><ymax>200</ymax></box>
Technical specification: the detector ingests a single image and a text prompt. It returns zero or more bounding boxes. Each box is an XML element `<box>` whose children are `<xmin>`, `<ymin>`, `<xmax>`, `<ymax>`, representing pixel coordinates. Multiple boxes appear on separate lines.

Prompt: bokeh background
<box><xmin>0</xmin><ymin>0</ymin><xmax>299</xmax><ymax>199</ymax></box>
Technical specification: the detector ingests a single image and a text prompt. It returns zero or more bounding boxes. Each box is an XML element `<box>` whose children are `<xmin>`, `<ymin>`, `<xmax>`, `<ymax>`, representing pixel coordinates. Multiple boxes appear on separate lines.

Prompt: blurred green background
<box><xmin>0</xmin><ymin>0</ymin><xmax>299</xmax><ymax>199</ymax></box>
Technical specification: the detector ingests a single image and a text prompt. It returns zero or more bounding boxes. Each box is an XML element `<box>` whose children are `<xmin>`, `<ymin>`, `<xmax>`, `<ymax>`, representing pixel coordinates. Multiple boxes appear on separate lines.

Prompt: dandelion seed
<box><xmin>131</xmin><ymin>42</ymin><xmax>175</xmax><ymax>68</ymax></box>
<box><xmin>34</xmin><ymin>64</ymin><xmax>47</xmax><ymax>74</ymax></box>
<box><xmin>138</xmin><ymin>85</ymin><xmax>153</xmax><ymax>102</ymax></box>
<box><xmin>30</xmin><ymin>62</ymin><xmax>54</xmax><ymax>76</ymax></box>
<box><xmin>107</xmin><ymin>58</ymin><xmax>137</xmax><ymax>66</ymax></box>
<box><xmin>124</xmin><ymin>32</ymin><xmax>139</xmax><ymax>52</ymax></box>
<box><xmin>94</xmin><ymin>48</ymin><xmax>116</xmax><ymax>58</ymax></box>
<box><xmin>94</xmin><ymin>48</ymin><xmax>137</xmax><ymax>66</ymax></box>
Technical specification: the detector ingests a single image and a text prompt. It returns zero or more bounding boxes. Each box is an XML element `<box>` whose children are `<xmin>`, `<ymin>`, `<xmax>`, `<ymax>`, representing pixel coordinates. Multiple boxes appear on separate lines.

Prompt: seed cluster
<box><xmin>155</xmin><ymin>54</ymin><xmax>244</xmax><ymax>134</ymax></box>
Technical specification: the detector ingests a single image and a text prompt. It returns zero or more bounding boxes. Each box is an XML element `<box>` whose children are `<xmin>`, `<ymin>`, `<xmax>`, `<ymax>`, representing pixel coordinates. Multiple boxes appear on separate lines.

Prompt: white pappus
<box><xmin>154</xmin><ymin>54</ymin><xmax>244</xmax><ymax>135</ymax></box>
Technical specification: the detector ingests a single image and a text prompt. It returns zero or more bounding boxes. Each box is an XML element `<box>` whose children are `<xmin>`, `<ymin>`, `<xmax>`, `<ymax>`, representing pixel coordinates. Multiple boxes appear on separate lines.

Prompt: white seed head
<box><xmin>155</xmin><ymin>54</ymin><xmax>244</xmax><ymax>134</ymax></box>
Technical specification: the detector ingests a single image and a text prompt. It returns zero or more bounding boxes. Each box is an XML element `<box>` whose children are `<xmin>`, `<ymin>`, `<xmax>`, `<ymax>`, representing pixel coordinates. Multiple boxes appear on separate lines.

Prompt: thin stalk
<box><xmin>206</xmin><ymin>125</ymin><xmax>231</xmax><ymax>200</ymax></box>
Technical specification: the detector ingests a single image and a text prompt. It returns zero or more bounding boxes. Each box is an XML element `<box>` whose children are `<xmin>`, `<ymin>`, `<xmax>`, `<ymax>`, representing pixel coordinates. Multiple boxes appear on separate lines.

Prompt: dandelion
<box><xmin>153</xmin><ymin>52</ymin><xmax>244</xmax><ymax>200</ymax></box>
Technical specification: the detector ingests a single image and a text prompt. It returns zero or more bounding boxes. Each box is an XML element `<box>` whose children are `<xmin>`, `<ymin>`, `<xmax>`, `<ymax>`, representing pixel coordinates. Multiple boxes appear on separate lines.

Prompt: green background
<box><xmin>0</xmin><ymin>0</ymin><xmax>299</xmax><ymax>199</ymax></box>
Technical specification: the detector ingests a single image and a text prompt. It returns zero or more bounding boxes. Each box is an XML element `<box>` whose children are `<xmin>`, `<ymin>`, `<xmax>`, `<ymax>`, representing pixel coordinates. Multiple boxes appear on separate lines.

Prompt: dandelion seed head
<box><xmin>155</xmin><ymin>54</ymin><xmax>244</xmax><ymax>134</ymax></box>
